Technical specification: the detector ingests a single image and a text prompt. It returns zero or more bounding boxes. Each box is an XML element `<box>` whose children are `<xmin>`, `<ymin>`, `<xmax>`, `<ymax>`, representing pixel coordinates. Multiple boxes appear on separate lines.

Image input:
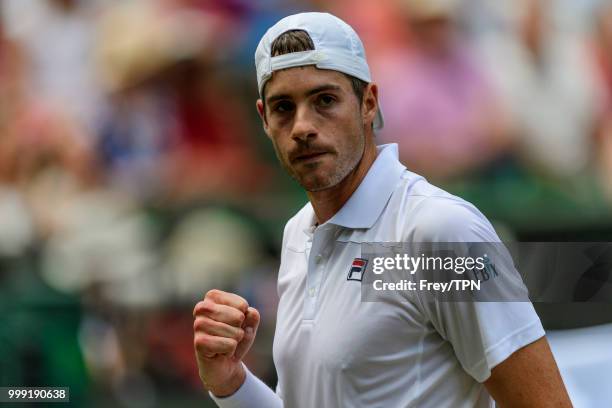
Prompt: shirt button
<box><xmin>308</xmin><ymin>287</ymin><xmax>316</xmax><ymax>297</ymax></box>
<box><xmin>315</xmin><ymin>254</ymin><xmax>323</xmax><ymax>263</ymax></box>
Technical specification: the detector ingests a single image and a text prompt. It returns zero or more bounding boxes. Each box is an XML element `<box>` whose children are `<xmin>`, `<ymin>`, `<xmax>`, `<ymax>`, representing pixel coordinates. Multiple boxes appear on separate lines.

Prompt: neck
<box><xmin>307</xmin><ymin>136</ymin><xmax>378</xmax><ymax>225</ymax></box>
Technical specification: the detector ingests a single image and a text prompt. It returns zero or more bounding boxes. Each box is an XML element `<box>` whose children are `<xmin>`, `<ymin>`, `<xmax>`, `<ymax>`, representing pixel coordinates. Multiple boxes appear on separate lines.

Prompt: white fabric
<box><xmin>213</xmin><ymin>144</ymin><xmax>545</xmax><ymax>407</ymax></box>
<box><xmin>209</xmin><ymin>363</ymin><xmax>282</xmax><ymax>408</ymax></box>
<box><xmin>254</xmin><ymin>12</ymin><xmax>384</xmax><ymax>129</ymax></box>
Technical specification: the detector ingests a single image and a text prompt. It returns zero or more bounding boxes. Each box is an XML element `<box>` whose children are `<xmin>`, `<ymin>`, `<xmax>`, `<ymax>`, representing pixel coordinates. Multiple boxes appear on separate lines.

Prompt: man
<box><xmin>193</xmin><ymin>12</ymin><xmax>572</xmax><ymax>407</ymax></box>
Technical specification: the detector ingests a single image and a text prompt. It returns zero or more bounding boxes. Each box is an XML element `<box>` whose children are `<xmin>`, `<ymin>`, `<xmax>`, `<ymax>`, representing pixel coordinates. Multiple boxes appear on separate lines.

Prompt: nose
<box><xmin>291</xmin><ymin>105</ymin><xmax>317</xmax><ymax>143</ymax></box>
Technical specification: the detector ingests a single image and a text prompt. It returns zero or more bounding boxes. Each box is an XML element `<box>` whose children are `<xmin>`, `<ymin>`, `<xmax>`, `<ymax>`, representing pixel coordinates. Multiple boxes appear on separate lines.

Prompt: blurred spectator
<box><xmin>2</xmin><ymin>0</ymin><xmax>103</xmax><ymax>132</ymax></box>
<box><xmin>0</xmin><ymin>19</ymin><xmax>34</xmax><ymax>257</ymax></box>
<box><xmin>94</xmin><ymin>0</ymin><xmax>270</xmax><ymax>203</ymax></box>
<box><xmin>0</xmin><ymin>26</ymin><xmax>152</xmax><ymax>300</ymax></box>
<box><xmin>478</xmin><ymin>0</ymin><xmax>606</xmax><ymax>179</ymax></box>
<box><xmin>0</xmin><ymin>12</ymin><xmax>98</xmax><ymax>241</ymax></box>
<box><xmin>376</xmin><ymin>0</ymin><xmax>511</xmax><ymax>181</ymax></box>
<box><xmin>160</xmin><ymin>208</ymin><xmax>263</xmax><ymax>299</ymax></box>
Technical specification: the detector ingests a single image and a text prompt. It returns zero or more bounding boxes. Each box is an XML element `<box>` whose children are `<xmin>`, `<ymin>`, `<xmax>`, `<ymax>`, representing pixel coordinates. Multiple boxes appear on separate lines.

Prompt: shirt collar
<box><xmin>319</xmin><ymin>143</ymin><xmax>405</xmax><ymax>230</ymax></box>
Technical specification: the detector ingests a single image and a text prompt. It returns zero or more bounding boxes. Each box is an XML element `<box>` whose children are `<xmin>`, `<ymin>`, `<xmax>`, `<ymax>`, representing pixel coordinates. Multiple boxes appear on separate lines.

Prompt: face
<box><xmin>257</xmin><ymin>66</ymin><xmax>368</xmax><ymax>192</ymax></box>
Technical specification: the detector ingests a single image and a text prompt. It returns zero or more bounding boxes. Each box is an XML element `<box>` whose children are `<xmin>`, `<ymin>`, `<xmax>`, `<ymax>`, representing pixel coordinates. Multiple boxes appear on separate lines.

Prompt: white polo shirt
<box><xmin>212</xmin><ymin>144</ymin><xmax>545</xmax><ymax>408</ymax></box>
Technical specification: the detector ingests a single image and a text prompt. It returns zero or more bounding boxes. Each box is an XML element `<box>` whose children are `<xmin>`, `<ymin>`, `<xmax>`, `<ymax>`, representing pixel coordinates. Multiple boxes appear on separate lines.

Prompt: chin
<box><xmin>299</xmin><ymin>174</ymin><xmax>339</xmax><ymax>192</ymax></box>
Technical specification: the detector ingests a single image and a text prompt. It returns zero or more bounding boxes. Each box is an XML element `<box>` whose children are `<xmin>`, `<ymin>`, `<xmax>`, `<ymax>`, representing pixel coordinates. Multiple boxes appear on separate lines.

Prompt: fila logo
<box><xmin>347</xmin><ymin>258</ymin><xmax>368</xmax><ymax>281</ymax></box>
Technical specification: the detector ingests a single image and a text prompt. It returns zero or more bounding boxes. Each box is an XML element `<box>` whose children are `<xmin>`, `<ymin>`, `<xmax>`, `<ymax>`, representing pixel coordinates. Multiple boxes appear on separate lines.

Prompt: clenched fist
<box><xmin>193</xmin><ymin>289</ymin><xmax>260</xmax><ymax>397</ymax></box>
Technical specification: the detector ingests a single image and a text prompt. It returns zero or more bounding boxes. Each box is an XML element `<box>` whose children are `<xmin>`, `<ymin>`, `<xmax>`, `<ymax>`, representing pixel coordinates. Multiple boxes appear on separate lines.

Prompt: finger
<box><xmin>193</xmin><ymin>300</ymin><xmax>246</xmax><ymax>327</ymax></box>
<box><xmin>234</xmin><ymin>307</ymin><xmax>261</xmax><ymax>360</ymax></box>
<box><xmin>194</xmin><ymin>316</ymin><xmax>245</xmax><ymax>342</ymax></box>
<box><xmin>242</xmin><ymin>307</ymin><xmax>261</xmax><ymax>331</ymax></box>
<box><xmin>205</xmin><ymin>289</ymin><xmax>249</xmax><ymax>314</ymax></box>
<box><xmin>194</xmin><ymin>333</ymin><xmax>238</xmax><ymax>358</ymax></box>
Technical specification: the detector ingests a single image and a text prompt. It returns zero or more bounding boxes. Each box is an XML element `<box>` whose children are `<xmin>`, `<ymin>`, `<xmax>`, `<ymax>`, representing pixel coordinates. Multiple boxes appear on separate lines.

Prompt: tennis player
<box><xmin>193</xmin><ymin>12</ymin><xmax>572</xmax><ymax>407</ymax></box>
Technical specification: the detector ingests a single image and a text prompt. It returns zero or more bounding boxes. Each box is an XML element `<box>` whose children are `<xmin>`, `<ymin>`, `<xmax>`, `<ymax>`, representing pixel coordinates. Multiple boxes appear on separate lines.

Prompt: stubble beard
<box><xmin>273</xmin><ymin>129</ymin><xmax>366</xmax><ymax>193</ymax></box>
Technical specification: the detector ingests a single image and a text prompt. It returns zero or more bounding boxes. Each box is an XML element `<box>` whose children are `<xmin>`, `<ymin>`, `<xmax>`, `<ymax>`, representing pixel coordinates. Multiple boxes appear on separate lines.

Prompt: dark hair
<box><xmin>264</xmin><ymin>29</ymin><xmax>368</xmax><ymax>105</ymax></box>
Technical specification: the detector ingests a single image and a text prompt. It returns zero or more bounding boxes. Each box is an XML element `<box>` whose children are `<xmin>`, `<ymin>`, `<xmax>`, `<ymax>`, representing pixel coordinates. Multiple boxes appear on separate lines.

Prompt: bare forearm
<box><xmin>485</xmin><ymin>337</ymin><xmax>572</xmax><ymax>407</ymax></box>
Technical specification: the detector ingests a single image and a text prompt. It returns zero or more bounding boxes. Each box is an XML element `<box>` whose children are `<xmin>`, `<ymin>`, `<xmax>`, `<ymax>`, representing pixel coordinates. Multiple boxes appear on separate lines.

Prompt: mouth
<box><xmin>292</xmin><ymin>151</ymin><xmax>329</xmax><ymax>164</ymax></box>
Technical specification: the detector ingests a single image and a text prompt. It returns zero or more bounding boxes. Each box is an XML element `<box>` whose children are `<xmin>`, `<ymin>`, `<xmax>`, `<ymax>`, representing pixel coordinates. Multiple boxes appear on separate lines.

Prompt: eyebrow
<box><xmin>266</xmin><ymin>84</ymin><xmax>342</xmax><ymax>105</ymax></box>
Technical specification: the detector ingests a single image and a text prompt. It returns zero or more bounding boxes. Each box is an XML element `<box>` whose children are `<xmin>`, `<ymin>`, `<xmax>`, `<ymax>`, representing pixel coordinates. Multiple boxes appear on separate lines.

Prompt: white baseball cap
<box><xmin>255</xmin><ymin>12</ymin><xmax>384</xmax><ymax>130</ymax></box>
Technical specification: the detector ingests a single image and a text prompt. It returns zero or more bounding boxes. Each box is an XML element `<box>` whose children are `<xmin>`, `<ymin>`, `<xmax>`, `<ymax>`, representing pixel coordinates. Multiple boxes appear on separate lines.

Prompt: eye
<box><xmin>317</xmin><ymin>94</ymin><xmax>336</xmax><ymax>107</ymax></box>
<box><xmin>273</xmin><ymin>101</ymin><xmax>294</xmax><ymax>113</ymax></box>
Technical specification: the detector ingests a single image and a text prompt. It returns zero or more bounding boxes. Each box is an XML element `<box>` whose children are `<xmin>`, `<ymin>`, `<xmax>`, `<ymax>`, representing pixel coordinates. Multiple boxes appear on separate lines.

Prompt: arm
<box><xmin>193</xmin><ymin>289</ymin><xmax>283</xmax><ymax>407</ymax></box>
<box><xmin>484</xmin><ymin>337</ymin><xmax>572</xmax><ymax>407</ymax></box>
<box><xmin>410</xmin><ymin>199</ymin><xmax>572</xmax><ymax>406</ymax></box>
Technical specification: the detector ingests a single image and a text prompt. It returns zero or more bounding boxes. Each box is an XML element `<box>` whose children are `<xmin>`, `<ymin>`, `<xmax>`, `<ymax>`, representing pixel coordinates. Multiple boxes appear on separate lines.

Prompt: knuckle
<box><xmin>233</xmin><ymin>312</ymin><xmax>246</xmax><ymax>325</ymax></box>
<box><xmin>240</xmin><ymin>302</ymin><xmax>249</xmax><ymax>313</ymax></box>
<box><xmin>205</xmin><ymin>289</ymin><xmax>222</xmax><ymax>300</ymax></box>
<box><xmin>193</xmin><ymin>334</ymin><xmax>210</xmax><ymax>352</ymax></box>
<box><xmin>235</xmin><ymin>328</ymin><xmax>245</xmax><ymax>342</ymax></box>
<box><xmin>193</xmin><ymin>316</ymin><xmax>209</xmax><ymax>332</ymax></box>
<box><xmin>193</xmin><ymin>300</ymin><xmax>204</xmax><ymax>317</ymax></box>
<box><xmin>194</xmin><ymin>300</ymin><xmax>214</xmax><ymax>316</ymax></box>
<box><xmin>200</xmin><ymin>299</ymin><xmax>216</xmax><ymax>314</ymax></box>
<box><xmin>236</xmin><ymin>298</ymin><xmax>249</xmax><ymax>312</ymax></box>
<box><xmin>226</xmin><ymin>338</ymin><xmax>238</xmax><ymax>350</ymax></box>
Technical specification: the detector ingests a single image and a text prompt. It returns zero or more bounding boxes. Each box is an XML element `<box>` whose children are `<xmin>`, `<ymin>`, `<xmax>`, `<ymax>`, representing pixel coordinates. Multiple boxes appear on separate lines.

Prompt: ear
<box><xmin>362</xmin><ymin>83</ymin><xmax>379</xmax><ymax>129</ymax></box>
<box><xmin>256</xmin><ymin>99</ymin><xmax>271</xmax><ymax>138</ymax></box>
<box><xmin>256</xmin><ymin>98</ymin><xmax>265</xmax><ymax>120</ymax></box>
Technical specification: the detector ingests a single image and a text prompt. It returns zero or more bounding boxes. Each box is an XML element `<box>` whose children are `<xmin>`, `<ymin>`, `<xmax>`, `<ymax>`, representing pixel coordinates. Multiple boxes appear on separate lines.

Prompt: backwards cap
<box><xmin>254</xmin><ymin>12</ymin><xmax>384</xmax><ymax>130</ymax></box>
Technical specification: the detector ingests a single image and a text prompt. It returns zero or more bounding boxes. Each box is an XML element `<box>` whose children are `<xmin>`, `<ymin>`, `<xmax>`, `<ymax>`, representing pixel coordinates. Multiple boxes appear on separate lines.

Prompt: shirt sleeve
<box><xmin>411</xmin><ymin>197</ymin><xmax>546</xmax><ymax>383</ymax></box>
<box><xmin>209</xmin><ymin>363</ymin><xmax>283</xmax><ymax>408</ymax></box>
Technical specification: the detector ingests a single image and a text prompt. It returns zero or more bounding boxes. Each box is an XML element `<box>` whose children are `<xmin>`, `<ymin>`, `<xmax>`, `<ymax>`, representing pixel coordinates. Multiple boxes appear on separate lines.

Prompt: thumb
<box><xmin>234</xmin><ymin>307</ymin><xmax>260</xmax><ymax>360</ymax></box>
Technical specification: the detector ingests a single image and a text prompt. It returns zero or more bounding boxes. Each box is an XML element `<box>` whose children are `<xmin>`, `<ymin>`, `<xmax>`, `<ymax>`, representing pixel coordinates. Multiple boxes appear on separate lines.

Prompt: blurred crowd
<box><xmin>1</xmin><ymin>0</ymin><xmax>612</xmax><ymax>406</ymax></box>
